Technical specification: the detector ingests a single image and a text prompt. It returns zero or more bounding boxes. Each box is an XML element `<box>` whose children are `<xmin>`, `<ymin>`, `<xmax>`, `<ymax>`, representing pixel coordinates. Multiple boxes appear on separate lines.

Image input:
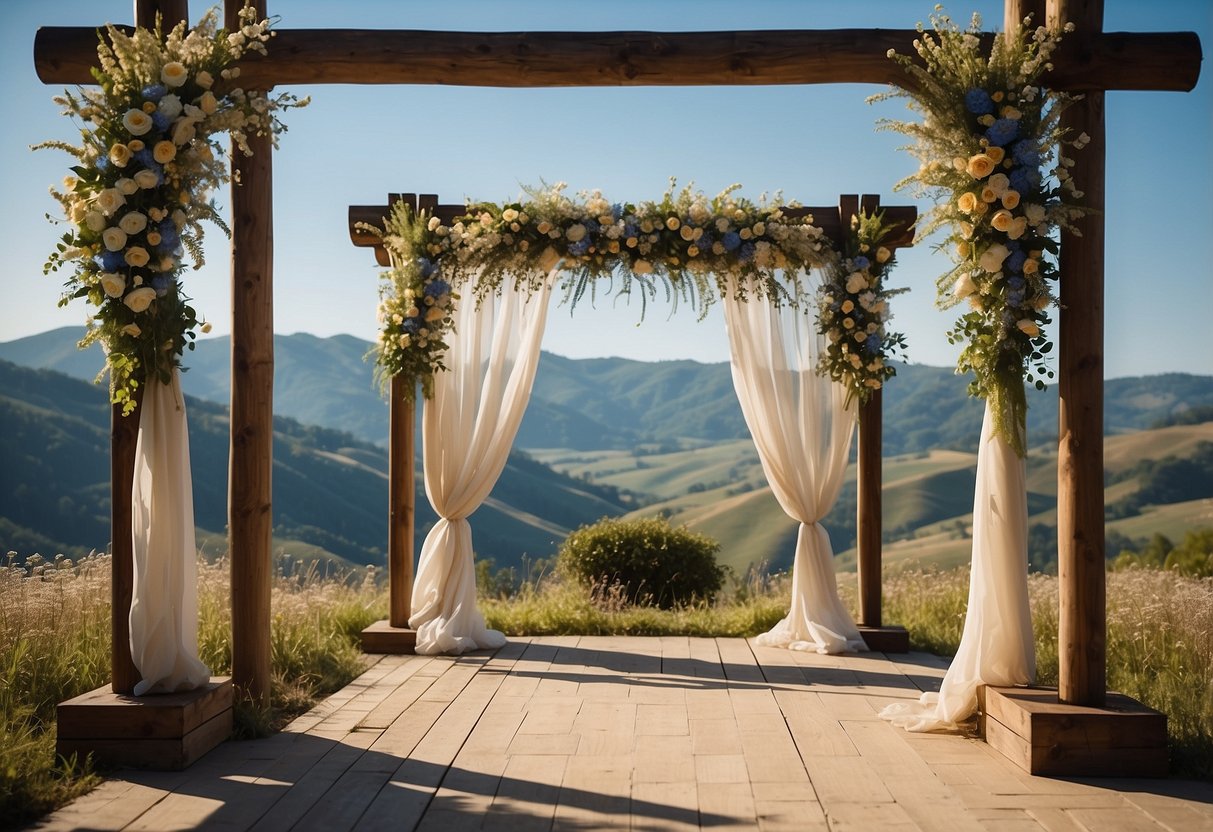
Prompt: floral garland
<box><xmin>872</xmin><ymin>9</ymin><xmax>1087</xmax><ymax>454</ymax></box>
<box><xmin>37</xmin><ymin>7</ymin><xmax>306</xmax><ymax>414</ymax></box>
<box><xmin>816</xmin><ymin>211</ymin><xmax>908</xmax><ymax>406</ymax></box>
<box><xmin>370</xmin><ymin>182</ymin><xmax>836</xmax><ymax>400</ymax></box>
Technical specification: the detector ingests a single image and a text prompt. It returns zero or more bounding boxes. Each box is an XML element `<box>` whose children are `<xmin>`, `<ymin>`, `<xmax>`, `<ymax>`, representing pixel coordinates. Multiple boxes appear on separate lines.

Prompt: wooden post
<box><xmin>856</xmin><ymin>390</ymin><xmax>882</xmax><ymax>628</ymax></box>
<box><xmin>1004</xmin><ymin>0</ymin><xmax>1045</xmax><ymax>32</ymax></box>
<box><xmin>110</xmin><ymin>397</ymin><xmax>142</xmax><ymax>694</ymax></box>
<box><xmin>1049</xmin><ymin>0</ymin><xmax>1107</xmax><ymax>708</ymax></box>
<box><xmin>227</xmin><ymin>0</ymin><xmax>274</xmax><ymax>707</ymax></box>
<box><xmin>134</xmin><ymin>0</ymin><xmax>187</xmax><ymax>30</ymax></box>
<box><xmin>387</xmin><ymin>377</ymin><xmax>415</xmax><ymax>628</ymax></box>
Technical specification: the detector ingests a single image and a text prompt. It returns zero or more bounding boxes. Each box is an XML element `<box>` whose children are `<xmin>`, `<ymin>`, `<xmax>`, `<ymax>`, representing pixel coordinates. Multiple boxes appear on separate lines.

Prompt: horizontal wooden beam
<box><xmin>35</xmin><ymin>27</ymin><xmax>1201</xmax><ymax>93</ymax></box>
<box><xmin>349</xmin><ymin>196</ymin><xmax>917</xmax><ymax>267</ymax></box>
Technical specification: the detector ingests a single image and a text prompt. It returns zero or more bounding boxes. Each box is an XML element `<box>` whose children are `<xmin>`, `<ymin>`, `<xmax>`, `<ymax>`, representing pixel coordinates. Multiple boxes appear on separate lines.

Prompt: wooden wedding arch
<box><xmin>34</xmin><ymin>0</ymin><xmax>1201</xmax><ymax>773</ymax></box>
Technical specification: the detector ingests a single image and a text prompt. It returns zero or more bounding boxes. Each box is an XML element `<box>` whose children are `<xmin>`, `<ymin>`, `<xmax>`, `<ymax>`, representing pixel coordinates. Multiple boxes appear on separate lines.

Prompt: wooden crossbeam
<box><xmin>34</xmin><ymin>27</ymin><xmax>1201</xmax><ymax>92</ymax></box>
<box><xmin>349</xmin><ymin>197</ymin><xmax>917</xmax><ymax>268</ymax></box>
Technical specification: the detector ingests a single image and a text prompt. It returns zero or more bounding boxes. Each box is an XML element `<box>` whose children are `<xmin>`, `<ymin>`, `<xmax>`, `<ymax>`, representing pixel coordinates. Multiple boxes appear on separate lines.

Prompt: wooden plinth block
<box><xmin>978</xmin><ymin>685</ymin><xmax>1168</xmax><ymax>777</ymax></box>
<box><xmin>859</xmin><ymin>625</ymin><xmax>909</xmax><ymax>653</ymax></box>
<box><xmin>361</xmin><ymin>619</ymin><xmax>417</xmax><ymax>654</ymax></box>
<box><xmin>57</xmin><ymin>677</ymin><xmax>233</xmax><ymax>770</ymax></box>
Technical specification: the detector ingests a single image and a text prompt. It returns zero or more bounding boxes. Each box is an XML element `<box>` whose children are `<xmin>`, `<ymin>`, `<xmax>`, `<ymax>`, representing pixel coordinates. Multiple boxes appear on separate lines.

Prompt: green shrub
<box><xmin>557</xmin><ymin>516</ymin><xmax>725</xmax><ymax>608</ymax></box>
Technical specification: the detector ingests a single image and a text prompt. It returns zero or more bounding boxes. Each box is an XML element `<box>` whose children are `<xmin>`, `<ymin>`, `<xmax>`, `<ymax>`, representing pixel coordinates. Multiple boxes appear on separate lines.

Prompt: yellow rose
<box><xmin>633</xmin><ymin>259</ymin><xmax>653</xmax><ymax>275</ymax></box>
<box><xmin>1016</xmin><ymin>319</ymin><xmax>1040</xmax><ymax>337</ymax></box>
<box><xmin>161</xmin><ymin>61</ymin><xmax>188</xmax><ymax>88</ymax></box>
<box><xmin>1001</xmin><ymin>190</ymin><xmax>1021</xmax><ymax>210</ymax></box>
<box><xmin>978</xmin><ymin>114</ymin><xmax>996</xmax><ymax>127</ymax></box>
<box><xmin>124</xmin><ymin>247</ymin><xmax>151</xmax><ymax>268</ymax></box>
<box><xmin>123</xmin><ymin>286</ymin><xmax>156</xmax><ymax>312</ymax></box>
<box><xmin>686</xmin><ymin>245</ymin><xmax>700</xmax><ymax>257</ymax></box>
<box><xmin>1007</xmin><ymin>217</ymin><xmax>1028</xmax><ymax>240</ymax></box>
<box><xmin>199</xmin><ymin>91</ymin><xmax>218</xmax><ymax>115</ymax></box>
<box><xmin>133</xmin><ymin>170</ymin><xmax>159</xmax><ymax>190</ymax></box>
<box><xmin>127</xmin><ymin>139</ymin><xmax>145</xmax><ymax>152</ymax></box>
<box><xmin>979</xmin><ymin>243</ymin><xmax>1010</xmax><ymax>273</ymax></box>
<box><xmin>953</xmin><ymin>273</ymin><xmax>978</xmax><ymax>300</ymax></box>
<box><xmin>966</xmin><ymin>154</ymin><xmax>995</xmax><ymax>179</ymax></box>
<box><xmin>841</xmin><ymin>299</ymin><xmax>855</xmax><ymax>313</ymax></box>
<box><xmin>1023</xmin><ymin>258</ymin><xmax>1040</xmax><ymax>275</ymax></box>
<box><xmin>876</xmin><ymin>246</ymin><xmax>891</xmax><ymax>264</ymax></box>
<box><xmin>665</xmin><ymin>217</ymin><xmax>680</xmax><ymax>230</ymax></box>
<box><xmin>957</xmin><ymin>241</ymin><xmax>971</xmax><ymax>258</ymax></box>
<box><xmin>981</xmin><ymin>187</ymin><xmax>998</xmax><ymax>203</ymax></box>
<box><xmin>991</xmin><ymin>210</ymin><xmax>1014</xmax><ymax>232</ymax></box>
<box><xmin>679</xmin><ymin>225</ymin><xmax>695</xmax><ymax>241</ymax></box>
<box><xmin>122</xmin><ymin>323</ymin><xmax>141</xmax><ymax>338</ymax></box>
<box><xmin>843</xmin><ymin>317</ymin><xmax>855</xmax><ymax>330</ymax></box>
<box><xmin>196</xmin><ymin>70</ymin><xmax>214</xmax><ymax>89</ymax></box>
<box><xmin>985</xmin><ymin>146</ymin><xmax>1006</xmax><ymax>165</ymax></box>
<box><xmin>957</xmin><ymin>192</ymin><xmax>978</xmax><ymax>213</ymax></box>
<box><xmin>425</xmin><ymin>306</ymin><xmax>445</xmax><ymax>323</ymax></box>
<box><xmin>153</xmin><ymin>141</ymin><xmax>177</xmax><ymax>164</ymax></box>
<box><xmin>109</xmin><ymin>143</ymin><xmax>131</xmax><ymax>168</ymax></box>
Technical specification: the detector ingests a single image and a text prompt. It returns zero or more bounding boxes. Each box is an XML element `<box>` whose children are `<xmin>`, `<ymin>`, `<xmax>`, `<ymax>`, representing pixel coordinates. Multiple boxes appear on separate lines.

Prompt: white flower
<box><xmin>153</xmin><ymin>141</ymin><xmax>177</xmax><ymax>164</ymax></box>
<box><xmin>161</xmin><ymin>62</ymin><xmax>188</xmax><ymax>88</ymax></box>
<box><xmin>101</xmin><ymin>227</ymin><xmax>128</xmax><ymax>252</ymax></box>
<box><xmin>953</xmin><ymin>273</ymin><xmax>979</xmax><ymax>300</ymax></box>
<box><xmin>845</xmin><ymin>272</ymin><xmax>868</xmax><ymax>294</ymax></box>
<box><xmin>566</xmin><ymin>224</ymin><xmax>587</xmax><ymax>242</ymax></box>
<box><xmin>157</xmin><ymin>94</ymin><xmax>183</xmax><ymax>121</ymax></box>
<box><xmin>124</xmin><ymin>247</ymin><xmax>151</xmax><ymax>268</ymax></box>
<box><xmin>121</xmin><ymin>109</ymin><xmax>152</xmax><ymax>136</ymax></box>
<box><xmin>100</xmin><ymin>273</ymin><xmax>125</xmax><ymax>298</ymax></box>
<box><xmin>123</xmin><ymin>287</ymin><xmax>157</xmax><ymax>312</ymax></box>
<box><xmin>1023</xmin><ymin>203</ymin><xmax>1047</xmax><ymax>225</ymax></box>
<box><xmin>172</xmin><ymin>119</ymin><xmax>197</xmax><ymax>146</ymax></box>
<box><xmin>133</xmin><ymin>170</ymin><xmax>159</xmax><ymax>190</ymax></box>
<box><xmin>116</xmin><ymin>177</ymin><xmax>139</xmax><ymax>196</ymax></box>
<box><xmin>118</xmin><ymin>212</ymin><xmax>148</xmax><ymax>235</ymax></box>
<box><xmin>200</xmin><ymin>322</ymin><xmax>213</xmax><ymax>334</ymax></box>
<box><xmin>84</xmin><ymin>211</ymin><xmax>106</xmax><ymax>232</ymax></box>
<box><xmin>96</xmin><ymin>188</ymin><xmax>126</xmax><ymax>216</ymax></box>
<box><xmin>979</xmin><ymin>243</ymin><xmax>1010</xmax><ymax>273</ymax></box>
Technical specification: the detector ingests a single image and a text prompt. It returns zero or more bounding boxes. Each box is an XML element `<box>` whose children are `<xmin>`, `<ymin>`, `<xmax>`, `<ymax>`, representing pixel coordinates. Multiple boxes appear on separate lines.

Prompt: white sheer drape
<box><xmin>129</xmin><ymin>371</ymin><xmax>210</xmax><ymax>696</ymax></box>
<box><xmin>722</xmin><ymin>274</ymin><xmax>867</xmax><ymax>654</ymax></box>
<box><xmin>881</xmin><ymin>402</ymin><xmax>1035</xmax><ymax>730</ymax></box>
<box><xmin>410</xmin><ymin>273</ymin><xmax>555</xmax><ymax>654</ymax></box>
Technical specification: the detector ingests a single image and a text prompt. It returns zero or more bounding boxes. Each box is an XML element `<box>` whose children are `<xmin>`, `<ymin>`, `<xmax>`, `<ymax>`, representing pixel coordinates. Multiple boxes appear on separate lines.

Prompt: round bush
<box><xmin>557</xmin><ymin>516</ymin><xmax>725</xmax><ymax>608</ymax></box>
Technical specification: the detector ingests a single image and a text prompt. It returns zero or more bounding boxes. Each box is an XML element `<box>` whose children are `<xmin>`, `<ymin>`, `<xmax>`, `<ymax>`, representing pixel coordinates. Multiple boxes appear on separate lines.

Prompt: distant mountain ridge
<box><xmin>4</xmin><ymin>328</ymin><xmax>1212</xmax><ymax>454</ymax></box>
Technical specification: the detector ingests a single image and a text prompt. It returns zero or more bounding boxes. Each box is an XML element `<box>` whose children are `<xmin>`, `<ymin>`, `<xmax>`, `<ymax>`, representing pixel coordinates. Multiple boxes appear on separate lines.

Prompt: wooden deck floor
<box><xmin>29</xmin><ymin>637</ymin><xmax>1213</xmax><ymax>831</ymax></box>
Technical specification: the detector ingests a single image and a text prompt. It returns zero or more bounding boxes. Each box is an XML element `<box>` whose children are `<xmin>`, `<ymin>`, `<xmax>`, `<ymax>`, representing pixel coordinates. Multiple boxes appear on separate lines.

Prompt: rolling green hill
<box><xmin>0</xmin><ymin>360</ymin><xmax>626</xmax><ymax>570</ymax></box>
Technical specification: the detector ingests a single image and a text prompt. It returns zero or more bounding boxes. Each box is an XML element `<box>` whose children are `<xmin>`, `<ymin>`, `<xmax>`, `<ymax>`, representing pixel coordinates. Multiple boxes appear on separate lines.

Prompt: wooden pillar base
<box><xmin>360</xmin><ymin>620</ymin><xmax>417</xmax><ymax>654</ymax></box>
<box><xmin>858</xmin><ymin>625</ymin><xmax>909</xmax><ymax>653</ymax></box>
<box><xmin>978</xmin><ymin>685</ymin><xmax>1167</xmax><ymax>777</ymax></box>
<box><xmin>56</xmin><ymin>677</ymin><xmax>232</xmax><ymax>770</ymax></box>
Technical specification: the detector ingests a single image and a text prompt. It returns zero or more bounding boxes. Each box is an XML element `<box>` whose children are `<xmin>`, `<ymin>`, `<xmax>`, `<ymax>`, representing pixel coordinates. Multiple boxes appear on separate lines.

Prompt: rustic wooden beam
<box><xmin>1005</xmin><ymin>0</ymin><xmax>1047</xmax><ymax>33</ymax></box>
<box><xmin>1050</xmin><ymin>0</ymin><xmax>1107</xmax><ymax>708</ymax></box>
<box><xmin>853</xmin><ymin>193</ymin><xmax>883</xmax><ymax>630</ymax></box>
<box><xmin>34</xmin><ymin>27</ymin><xmax>1201</xmax><ymax>93</ymax></box>
<box><xmin>110</xmin><ymin>395</ymin><xmax>142</xmax><ymax>695</ymax></box>
<box><xmin>226</xmin><ymin>0</ymin><xmax>273</xmax><ymax>709</ymax></box>
<box><xmin>387</xmin><ymin>377</ymin><xmax>415</xmax><ymax>629</ymax></box>
<box><xmin>134</xmin><ymin>0</ymin><xmax>188</xmax><ymax>31</ymax></box>
<box><xmin>348</xmin><ymin>201</ymin><xmax>917</xmax><ymax>264</ymax></box>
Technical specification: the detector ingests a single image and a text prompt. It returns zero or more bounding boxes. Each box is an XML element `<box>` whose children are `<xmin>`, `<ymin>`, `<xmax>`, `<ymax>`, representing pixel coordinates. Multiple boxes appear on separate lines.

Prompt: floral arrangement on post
<box><xmin>872</xmin><ymin>7</ymin><xmax>1087</xmax><ymax>454</ymax></box>
<box><xmin>368</xmin><ymin>181</ymin><xmax>836</xmax><ymax>400</ymax></box>
<box><xmin>816</xmin><ymin>211</ymin><xmax>908</xmax><ymax>406</ymax></box>
<box><xmin>37</xmin><ymin>7</ymin><xmax>307</xmax><ymax>414</ymax></box>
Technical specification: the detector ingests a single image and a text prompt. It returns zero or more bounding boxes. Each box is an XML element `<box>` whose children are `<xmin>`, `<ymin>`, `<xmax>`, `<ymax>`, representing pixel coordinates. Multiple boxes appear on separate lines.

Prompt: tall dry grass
<box><xmin>0</xmin><ymin>552</ymin><xmax>384</xmax><ymax>828</ymax></box>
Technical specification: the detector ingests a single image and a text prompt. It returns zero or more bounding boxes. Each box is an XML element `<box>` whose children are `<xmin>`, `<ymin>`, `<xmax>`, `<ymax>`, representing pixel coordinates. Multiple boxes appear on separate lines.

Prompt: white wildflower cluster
<box><xmin>369</xmin><ymin>181</ymin><xmax>838</xmax><ymax>400</ymax></box>
<box><xmin>36</xmin><ymin>6</ymin><xmax>306</xmax><ymax>413</ymax></box>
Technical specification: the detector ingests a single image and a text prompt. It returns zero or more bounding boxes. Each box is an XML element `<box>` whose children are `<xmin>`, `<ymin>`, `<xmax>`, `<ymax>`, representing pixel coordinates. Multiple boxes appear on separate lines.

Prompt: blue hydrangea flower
<box><xmin>1006</xmin><ymin>252</ymin><xmax>1027</xmax><ymax>274</ymax></box>
<box><xmin>985</xmin><ymin>118</ymin><xmax>1020</xmax><ymax>147</ymax></box>
<box><xmin>97</xmin><ymin>251</ymin><xmax>125</xmax><ymax>271</ymax></box>
<box><xmin>583</xmin><ymin>219</ymin><xmax>600</xmax><ymax>235</ymax></box>
<box><xmin>1011</xmin><ymin>140</ymin><xmax>1040</xmax><ymax>167</ymax></box>
<box><xmin>965</xmin><ymin>88</ymin><xmax>994</xmax><ymax>115</ymax></box>
<box><xmin>423</xmin><ymin>279</ymin><xmax>450</xmax><ymax>297</ymax></box>
<box><xmin>568</xmin><ymin>239</ymin><xmax>590</xmax><ymax>257</ymax></box>
<box><xmin>865</xmin><ymin>334</ymin><xmax>882</xmax><ymax>353</ymax></box>
<box><xmin>151</xmin><ymin>275</ymin><xmax>171</xmax><ymax>296</ymax></box>
<box><xmin>402</xmin><ymin>318</ymin><xmax>420</xmax><ymax>334</ymax></box>
<box><xmin>722</xmin><ymin>231</ymin><xmax>742</xmax><ymax>252</ymax></box>
<box><xmin>417</xmin><ymin>257</ymin><xmax>438</xmax><ymax>278</ymax></box>
<box><xmin>739</xmin><ymin>243</ymin><xmax>756</xmax><ymax>263</ymax></box>
<box><xmin>142</xmin><ymin>84</ymin><xmax>167</xmax><ymax>102</ymax></box>
<box><xmin>623</xmin><ymin>223</ymin><xmax>638</xmax><ymax>240</ymax></box>
<box><xmin>696</xmin><ymin>232</ymin><xmax>712</xmax><ymax>251</ymax></box>
<box><xmin>151</xmin><ymin>111</ymin><xmax>171</xmax><ymax>132</ymax></box>
<box><xmin>853</xmin><ymin>255</ymin><xmax>870</xmax><ymax>271</ymax></box>
<box><xmin>158</xmin><ymin>221</ymin><xmax>180</xmax><ymax>250</ymax></box>
<box><xmin>95</xmin><ymin>157</ymin><xmax>109</xmax><ymax>171</ymax></box>
<box><xmin>1008</xmin><ymin>166</ymin><xmax>1042</xmax><ymax>195</ymax></box>
<box><xmin>611</xmin><ymin>203</ymin><xmax>623</xmax><ymax>221</ymax></box>
<box><xmin>133</xmin><ymin>148</ymin><xmax>156</xmax><ymax>168</ymax></box>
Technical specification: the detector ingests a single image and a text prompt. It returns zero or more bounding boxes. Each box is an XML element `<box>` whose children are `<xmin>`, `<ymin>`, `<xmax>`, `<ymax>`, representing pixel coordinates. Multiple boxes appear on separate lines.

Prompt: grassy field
<box><xmin>2</xmin><ymin>552</ymin><xmax>1209</xmax><ymax>827</ymax></box>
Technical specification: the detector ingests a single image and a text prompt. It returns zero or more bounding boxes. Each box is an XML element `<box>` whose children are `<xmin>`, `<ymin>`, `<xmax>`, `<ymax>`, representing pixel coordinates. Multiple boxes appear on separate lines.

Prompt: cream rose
<box><xmin>101</xmin><ymin>227</ymin><xmax>128</xmax><ymax>252</ymax></box>
<box><xmin>539</xmin><ymin>246</ymin><xmax>561</xmax><ymax>273</ymax></box>
<box><xmin>121</xmin><ymin>323</ymin><xmax>141</xmax><ymax>337</ymax></box>
<box><xmin>985</xmin><ymin>146</ymin><xmax>1006</xmax><ymax>165</ymax></box>
<box><xmin>196</xmin><ymin>70</ymin><xmax>214</xmax><ymax>89</ymax></box>
<box><xmin>109</xmin><ymin>143</ymin><xmax>131</xmax><ymax>168</ymax></box>
<box><xmin>1007</xmin><ymin>217</ymin><xmax>1029</xmax><ymax>240</ymax></box>
<box><xmin>845</xmin><ymin>272</ymin><xmax>868</xmax><ymax>294</ymax></box>
<box><xmin>100</xmin><ymin>273</ymin><xmax>125</xmax><ymax>298</ymax></box>
<box><xmin>153</xmin><ymin>141</ymin><xmax>177</xmax><ymax>164</ymax></box>
<box><xmin>124</xmin><ymin>247</ymin><xmax>151</xmax><ymax>268</ymax></box>
<box><xmin>96</xmin><ymin>188</ymin><xmax>126</xmax><ymax>216</ymax></box>
<box><xmin>200</xmin><ymin>322</ymin><xmax>213</xmax><ymax>334</ymax></box>
<box><xmin>1023</xmin><ymin>258</ymin><xmax>1040</xmax><ymax>275</ymax></box>
<box><xmin>425</xmin><ymin>306</ymin><xmax>445</xmax><ymax>323</ymax></box>
<box><xmin>1001</xmin><ymin>190</ymin><xmax>1021</xmax><ymax>210</ymax></box>
<box><xmin>979</xmin><ymin>243</ymin><xmax>1010</xmax><ymax>273</ymax></box>
<box><xmin>665</xmin><ymin>217</ymin><xmax>680</xmax><ymax>231</ymax></box>
<box><xmin>966</xmin><ymin>153</ymin><xmax>995</xmax><ymax>179</ymax></box>
<box><xmin>988</xmin><ymin>173</ymin><xmax>1010</xmax><ymax>196</ymax></box>
<box><xmin>565</xmin><ymin>224</ymin><xmax>587</xmax><ymax>242</ymax></box>
<box><xmin>118</xmin><ymin>211</ymin><xmax>148</xmax><ymax>235</ymax></box>
<box><xmin>122</xmin><ymin>109</ymin><xmax>152</xmax><ymax>136</ymax></box>
<box><xmin>198</xmin><ymin>91</ymin><xmax>218</xmax><ymax>115</ymax></box>
<box><xmin>84</xmin><ymin>211</ymin><xmax>106</xmax><ymax>233</ymax></box>
<box><xmin>123</xmin><ymin>286</ymin><xmax>157</xmax><ymax>312</ymax></box>
<box><xmin>957</xmin><ymin>192</ymin><xmax>978</xmax><ymax>214</ymax></box>
<box><xmin>1016</xmin><ymin>319</ymin><xmax>1041</xmax><ymax>337</ymax></box>
<box><xmin>161</xmin><ymin>61</ymin><xmax>188</xmax><ymax>88</ymax></box>
<box><xmin>172</xmin><ymin>119</ymin><xmax>197</xmax><ymax>146</ymax></box>
<box><xmin>157</xmin><ymin>94</ymin><xmax>183</xmax><ymax>121</ymax></box>
<box><xmin>981</xmin><ymin>187</ymin><xmax>998</xmax><ymax>203</ymax></box>
<box><xmin>876</xmin><ymin>246</ymin><xmax>891</xmax><ymax>264</ymax></box>
<box><xmin>116</xmin><ymin>177</ymin><xmax>139</xmax><ymax>196</ymax></box>
<box><xmin>991</xmin><ymin>210</ymin><xmax>1014</xmax><ymax>232</ymax></box>
<box><xmin>952</xmin><ymin>273</ymin><xmax>978</xmax><ymax>300</ymax></box>
<box><xmin>632</xmin><ymin>259</ymin><xmax>653</xmax><ymax>275</ymax></box>
<box><xmin>133</xmin><ymin>170</ymin><xmax>159</xmax><ymax>190</ymax></box>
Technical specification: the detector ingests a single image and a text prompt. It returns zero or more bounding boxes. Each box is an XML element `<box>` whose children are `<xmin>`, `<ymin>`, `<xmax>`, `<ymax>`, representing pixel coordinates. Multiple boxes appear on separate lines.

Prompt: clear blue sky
<box><xmin>2</xmin><ymin>1</ymin><xmax>1209</xmax><ymax>379</ymax></box>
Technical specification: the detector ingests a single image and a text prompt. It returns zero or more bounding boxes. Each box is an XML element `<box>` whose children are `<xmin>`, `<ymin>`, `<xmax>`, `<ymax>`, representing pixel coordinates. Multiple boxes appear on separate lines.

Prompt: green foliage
<box><xmin>1110</xmin><ymin>527</ymin><xmax>1213</xmax><ymax>578</ymax></box>
<box><xmin>1106</xmin><ymin>442</ymin><xmax>1213</xmax><ymax>520</ymax></box>
<box><xmin>557</xmin><ymin>516</ymin><xmax>726</xmax><ymax>608</ymax></box>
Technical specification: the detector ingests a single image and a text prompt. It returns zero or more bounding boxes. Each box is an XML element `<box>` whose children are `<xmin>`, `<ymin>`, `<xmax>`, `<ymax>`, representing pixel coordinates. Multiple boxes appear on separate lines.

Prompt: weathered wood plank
<box><xmin>33</xmin><ymin>27</ymin><xmax>1203</xmax><ymax>93</ymax></box>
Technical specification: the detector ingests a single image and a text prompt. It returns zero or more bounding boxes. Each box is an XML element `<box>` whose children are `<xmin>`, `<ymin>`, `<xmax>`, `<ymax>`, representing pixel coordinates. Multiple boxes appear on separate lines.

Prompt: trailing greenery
<box><xmin>557</xmin><ymin>516</ymin><xmax>726</xmax><ymax>608</ymax></box>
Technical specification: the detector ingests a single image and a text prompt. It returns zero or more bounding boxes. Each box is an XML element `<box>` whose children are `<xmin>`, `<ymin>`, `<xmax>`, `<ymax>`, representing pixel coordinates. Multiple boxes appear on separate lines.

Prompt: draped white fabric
<box><xmin>410</xmin><ymin>274</ymin><xmax>554</xmax><ymax>654</ymax></box>
<box><xmin>722</xmin><ymin>274</ymin><xmax>867</xmax><ymax>654</ymax></box>
<box><xmin>880</xmin><ymin>402</ymin><xmax>1035</xmax><ymax>730</ymax></box>
<box><xmin>129</xmin><ymin>371</ymin><xmax>211</xmax><ymax>696</ymax></box>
